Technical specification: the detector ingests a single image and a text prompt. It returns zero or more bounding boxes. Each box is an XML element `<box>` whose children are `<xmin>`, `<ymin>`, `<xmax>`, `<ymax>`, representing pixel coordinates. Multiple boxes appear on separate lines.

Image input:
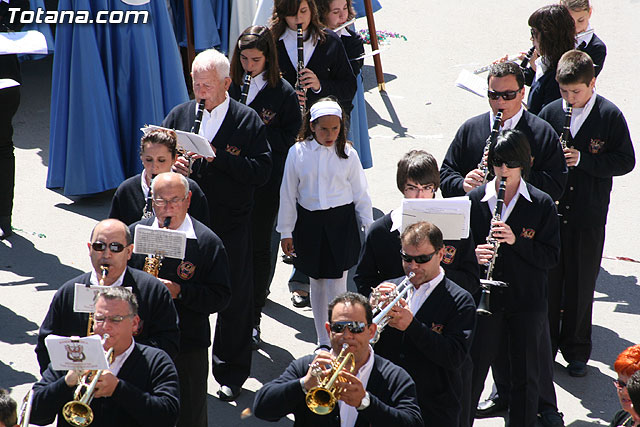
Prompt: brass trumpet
<box><xmin>17</xmin><ymin>388</ymin><xmax>34</xmax><ymax>427</ymax></box>
<box><xmin>369</xmin><ymin>272</ymin><xmax>415</xmax><ymax>344</ymax></box>
<box><xmin>62</xmin><ymin>335</ymin><xmax>114</xmax><ymax>427</ymax></box>
<box><xmin>305</xmin><ymin>344</ymin><xmax>355</xmax><ymax>415</ymax></box>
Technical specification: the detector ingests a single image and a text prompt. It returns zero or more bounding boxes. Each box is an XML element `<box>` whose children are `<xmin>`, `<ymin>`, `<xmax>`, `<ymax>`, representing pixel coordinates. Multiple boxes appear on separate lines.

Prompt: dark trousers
<box><xmin>470</xmin><ymin>311</ymin><xmax>546</xmax><ymax>427</ymax></box>
<box><xmin>212</xmin><ymin>220</ymin><xmax>253</xmax><ymax>388</ymax></box>
<box><xmin>460</xmin><ymin>354</ymin><xmax>473</xmax><ymax>427</ymax></box>
<box><xmin>251</xmin><ymin>171</ymin><xmax>282</xmax><ymax>327</ymax></box>
<box><xmin>489</xmin><ymin>315</ymin><xmax>559</xmax><ymax>414</ymax></box>
<box><xmin>176</xmin><ymin>348</ymin><xmax>208</xmax><ymax>427</ymax></box>
<box><xmin>548</xmin><ymin>225</ymin><xmax>605</xmax><ymax>363</ymax></box>
<box><xmin>0</xmin><ymin>86</ymin><xmax>19</xmax><ymax>220</ymax></box>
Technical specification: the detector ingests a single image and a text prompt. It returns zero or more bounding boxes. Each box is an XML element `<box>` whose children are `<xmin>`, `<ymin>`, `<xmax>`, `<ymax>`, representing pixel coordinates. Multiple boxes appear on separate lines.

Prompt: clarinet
<box><xmin>240</xmin><ymin>73</ymin><xmax>252</xmax><ymax>105</ymax></box>
<box><xmin>478</xmin><ymin>110</ymin><xmax>503</xmax><ymax>184</ymax></box>
<box><xmin>295</xmin><ymin>23</ymin><xmax>307</xmax><ymax>115</ymax></box>
<box><xmin>519</xmin><ymin>46</ymin><xmax>536</xmax><ymax>70</ymax></box>
<box><xmin>192</xmin><ymin>98</ymin><xmax>206</xmax><ymax>134</ymax></box>
<box><xmin>142</xmin><ymin>178</ymin><xmax>155</xmax><ymax>219</ymax></box>
<box><xmin>476</xmin><ymin>177</ymin><xmax>507</xmax><ymax>316</ymax></box>
<box><xmin>559</xmin><ymin>104</ymin><xmax>573</xmax><ymax>150</ymax></box>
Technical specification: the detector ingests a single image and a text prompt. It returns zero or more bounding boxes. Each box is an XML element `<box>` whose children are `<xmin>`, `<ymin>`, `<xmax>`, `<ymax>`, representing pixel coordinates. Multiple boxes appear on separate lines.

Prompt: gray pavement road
<box><xmin>2</xmin><ymin>1</ymin><xmax>639</xmax><ymax>426</ymax></box>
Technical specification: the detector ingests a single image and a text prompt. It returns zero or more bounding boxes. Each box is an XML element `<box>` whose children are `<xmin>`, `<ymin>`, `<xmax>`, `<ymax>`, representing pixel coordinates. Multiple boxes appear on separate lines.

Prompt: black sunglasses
<box><xmin>329</xmin><ymin>321</ymin><xmax>368</xmax><ymax>334</ymax></box>
<box><xmin>492</xmin><ymin>158</ymin><xmax>521</xmax><ymax>169</ymax></box>
<box><xmin>487</xmin><ymin>89</ymin><xmax>521</xmax><ymax>101</ymax></box>
<box><xmin>400</xmin><ymin>249</ymin><xmax>438</xmax><ymax>264</ymax></box>
<box><xmin>613</xmin><ymin>378</ymin><xmax>627</xmax><ymax>389</ymax></box>
<box><xmin>91</xmin><ymin>241</ymin><xmax>127</xmax><ymax>253</ymax></box>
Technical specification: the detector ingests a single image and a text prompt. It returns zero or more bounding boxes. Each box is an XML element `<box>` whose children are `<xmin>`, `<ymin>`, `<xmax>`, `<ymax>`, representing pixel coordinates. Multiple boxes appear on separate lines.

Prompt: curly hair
<box><xmin>528</xmin><ymin>5</ymin><xmax>576</xmax><ymax>69</ymax></box>
<box><xmin>614</xmin><ymin>344</ymin><xmax>640</xmax><ymax>377</ymax></box>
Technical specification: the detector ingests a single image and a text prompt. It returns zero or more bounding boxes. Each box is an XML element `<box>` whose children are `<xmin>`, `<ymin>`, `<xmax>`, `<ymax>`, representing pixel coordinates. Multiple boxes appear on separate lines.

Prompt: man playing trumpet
<box><xmin>253</xmin><ymin>292</ymin><xmax>423</xmax><ymax>426</ymax></box>
<box><xmin>30</xmin><ymin>287</ymin><xmax>180</xmax><ymax>427</ymax></box>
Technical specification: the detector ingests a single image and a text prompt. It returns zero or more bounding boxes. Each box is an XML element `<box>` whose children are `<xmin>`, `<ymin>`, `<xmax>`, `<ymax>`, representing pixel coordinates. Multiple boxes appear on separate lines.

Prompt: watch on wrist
<box><xmin>357</xmin><ymin>391</ymin><xmax>370</xmax><ymax>410</ymax></box>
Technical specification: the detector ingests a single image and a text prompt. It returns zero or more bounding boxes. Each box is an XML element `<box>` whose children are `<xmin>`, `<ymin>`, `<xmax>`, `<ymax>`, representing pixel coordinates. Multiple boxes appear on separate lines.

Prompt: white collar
<box><xmin>563</xmin><ymin>89</ymin><xmax>597</xmax><ymax>137</ymax></box>
<box><xmin>390</xmin><ymin>206</ymin><xmax>403</xmax><ymax>232</ymax></box>
<box><xmin>202</xmin><ymin>93</ymin><xmax>230</xmax><ymax>117</ymax></box>
<box><xmin>109</xmin><ymin>338</ymin><xmax>136</xmax><ymax>376</ymax></box>
<box><xmin>140</xmin><ymin>173</ymin><xmax>150</xmax><ymax>197</ymax></box>
<box><xmin>415</xmin><ymin>267</ymin><xmax>445</xmax><ymax>291</ymax></box>
<box><xmin>333</xmin><ymin>27</ymin><xmax>350</xmax><ymax>37</ymax></box>
<box><xmin>491</xmin><ymin>106</ymin><xmax>524</xmax><ymax>131</ymax></box>
<box><xmin>89</xmin><ymin>268</ymin><xmax>127</xmax><ymax>287</ymax></box>
<box><xmin>152</xmin><ymin>214</ymin><xmax>197</xmax><ymax>239</ymax></box>
<box><xmin>481</xmin><ymin>177</ymin><xmax>531</xmax><ymax>204</ymax></box>
<box><xmin>576</xmin><ymin>24</ymin><xmax>594</xmax><ymax>48</ymax></box>
<box><xmin>308</xmin><ymin>137</ymin><xmax>334</xmax><ymax>152</ymax></box>
<box><xmin>251</xmin><ymin>71</ymin><xmax>267</xmax><ymax>89</ymax></box>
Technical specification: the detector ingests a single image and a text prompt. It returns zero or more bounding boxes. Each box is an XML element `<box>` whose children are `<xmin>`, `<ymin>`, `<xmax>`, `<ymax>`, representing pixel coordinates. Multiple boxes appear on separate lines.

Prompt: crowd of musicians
<box><xmin>1</xmin><ymin>0</ymin><xmax>638</xmax><ymax>426</ymax></box>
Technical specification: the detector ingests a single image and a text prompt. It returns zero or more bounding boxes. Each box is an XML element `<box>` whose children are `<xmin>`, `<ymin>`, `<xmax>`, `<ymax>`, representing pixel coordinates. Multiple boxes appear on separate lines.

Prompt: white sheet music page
<box><xmin>133</xmin><ymin>224</ymin><xmax>187</xmax><ymax>259</ymax></box>
<box><xmin>0</xmin><ymin>31</ymin><xmax>48</xmax><ymax>55</ymax></box>
<box><xmin>45</xmin><ymin>335</ymin><xmax>110</xmax><ymax>371</ymax></box>
<box><xmin>401</xmin><ymin>197</ymin><xmax>471</xmax><ymax>240</ymax></box>
<box><xmin>141</xmin><ymin>125</ymin><xmax>215</xmax><ymax>158</ymax></box>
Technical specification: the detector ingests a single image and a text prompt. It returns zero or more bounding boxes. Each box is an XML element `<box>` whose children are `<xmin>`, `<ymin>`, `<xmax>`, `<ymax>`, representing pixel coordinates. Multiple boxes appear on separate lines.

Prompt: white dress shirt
<box><xmin>109</xmin><ymin>338</ymin><xmax>135</xmax><ymax>376</ymax></box>
<box><xmin>279</xmin><ymin>27</ymin><xmax>317</xmax><ymax>69</ymax></box>
<box><xmin>89</xmin><ymin>269</ymin><xmax>127</xmax><ymax>287</ymax></box>
<box><xmin>198</xmin><ymin>95</ymin><xmax>230</xmax><ymax>142</ymax></box>
<box><xmin>338</xmin><ymin>345</ymin><xmax>375</xmax><ymax>427</ymax></box>
<box><xmin>277</xmin><ymin>138</ymin><xmax>373</xmax><ymax>239</ymax></box>
<box><xmin>575</xmin><ymin>24</ymin><xmax>594</xmax><ymax>48</ymax></box>
<box><xmin>246</xmin><ymin>71</ymin><xmax>268</xmax><ymax>106</ymax></box>
<box><xmin>152</xmin><ymin>214</ymin><xmax>197</xmax><ymax>240</ymax></box>
<box><xmin>490</xmin><ymin>106</ymin><xmax>524</xmax><ymax>132</ymax></box>
<box><xmin>407</xmin><ymin>268</ymin><xmax>445</xmax><ymax>315</ymax></box>
<box><xmin>140</xmin><ymin>173</ymin><xmax>150</xmax><ymax>198</ymax></box>
<box><xmin>481</xmin><ymin>177</ymin><xmax>531</xmax><ymax>222</ymax></box>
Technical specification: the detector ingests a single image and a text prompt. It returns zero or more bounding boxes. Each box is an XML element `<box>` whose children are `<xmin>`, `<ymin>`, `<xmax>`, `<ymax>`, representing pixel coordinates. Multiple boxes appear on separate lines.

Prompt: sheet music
<box><xmin>45</xmin><ymin>335</ymin><xmax>110</xmax><ymax>371</ymax></box>
<box><xmin>0</xmin><ymin>31</ymin><xmax>48</xmax><ymax>55</ymax></box>
<box><xmin>0</xmin><ymin>79</ymin><xmax>20</xmax><ymax>90</ymax></box>
<box><xmin>455</xmin><ymin>69</ymin><xmax>488</xmax><ymax>98</ymax></box>
<box><xmin>133</xmin><ymin>224</ymin><xmax>187</xmax><ymax>259</ymax></box>
<box><xmin>141</xmin><ymin>125</ymin><xmax>215</xmax><ymax>158</ymax></box>
<box><xmin>401</xmin><ymin>197</ymin><xmax>471</xmax><ymax>240</ymax></box>
<box><xmin>73</xmin><ymin>284</ymin><xmax>133</xmax><ymax>313</ymax></box>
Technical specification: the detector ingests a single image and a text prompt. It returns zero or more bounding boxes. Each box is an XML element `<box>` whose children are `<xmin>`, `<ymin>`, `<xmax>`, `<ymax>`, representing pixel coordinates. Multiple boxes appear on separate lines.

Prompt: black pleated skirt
<box><xmin>292</xmin><ymin>203</ymin><xmax>361</xmax><ymax>279</ymax></box>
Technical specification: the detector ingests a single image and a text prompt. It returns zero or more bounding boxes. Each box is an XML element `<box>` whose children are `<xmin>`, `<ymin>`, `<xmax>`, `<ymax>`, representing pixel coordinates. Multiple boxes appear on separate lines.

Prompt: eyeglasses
<box><xmin>400</xmin><ymin>249</ymin><xmax>439</xmax><ymax>264</ymax></box>
<box><xmin>93</xmin><ymin>313</ymin><xmax>135</xmax><ymax>324</ymax></box>
<box><xmin>329</xmin><ymin>321</ymin><xmax>368</xmax><ymax>334</ymax></box>
<box><xmin>91</xmin><ymin>241</ymin><xmax>127</xmax><ymax>253</ymax></box>
<box><xmin>487</xmin><ymin>90</ymin><xmax>521</xmax><ymax>101</ymax></box>
<box><xmin>492</xmin><ymin>158</ymin><xmax>522</xmax><ymax>169</ymax></box>
<box><xmin>404</xmin><ymin>184</ymin><xmax>435</xmax><ymax>195</ymax></box>
<box><xmin>153</xmin><ymin>196</ymin><xmax>187</xmax><ymax>207</ymax></box>
<box><xmin>613</xmin><ymin>378</ymin><xmax>627</xmax><ymax>389</ymax></box>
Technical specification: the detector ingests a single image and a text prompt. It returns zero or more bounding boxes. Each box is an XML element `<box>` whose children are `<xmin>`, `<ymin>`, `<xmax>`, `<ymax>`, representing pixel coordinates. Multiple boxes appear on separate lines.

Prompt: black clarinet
<box><xmin>240</xmin><ymin>73</ymin><xmax>252</xmax><ymax>104</ymax></box>
<box><xmin>192</xmin><ymin>98</ymin><xmax>206</xmax><ymax>134</ymax></box>
<box><xmin>479</xmin><ymin>110</ymin><xmax>503</xmax><ymax>184</ymax></box>
<box><xmin>295</xmin><ymin>23</ymin><xmax>307</xmax><ymax>114</ymax></box>
<box><xmin>142</xmin><ymin>176</ymin><xmax>156</xmax><ymax>219</ymax></box>
<box><xmin>476</xmin><ymin>177</ymin><xmax>508</xmax><ymax>316</ymax></box>
<box><xmin>520</xmin><ymin>46</ymin><xmax>536</xmax><ymax>70</ymax></box>
<box><xmin>559</xmin><ymin>104</ymin><xmax>573</xmax><ymax>150</ymax></box>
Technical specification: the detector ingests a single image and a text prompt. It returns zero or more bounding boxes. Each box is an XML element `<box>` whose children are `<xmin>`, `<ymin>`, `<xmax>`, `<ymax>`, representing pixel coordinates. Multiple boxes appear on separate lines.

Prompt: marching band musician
<box><xmin>440</xmin><ymin>62</ymin><xmax>567</xmax><ymax>201</ymax></box>
<box><xmin>30</xmin><ymin>287</ymin><xmax>180</xmax><ymax>427</ymax></box>
<box><xmin>35</xmin><ymin>219</ymin><xmax>180</xmax><ymax>374</ymax></box>
<box><xmin>163</xmin><ymin>48</ymin><xmax>271</xmax><ymax>402</ymax></box>
<box><xmin>253</xmin><ymin>292</ymin><xmax>423</xmax><ymax>426</ymax></box>
<box><xmin>372</xmin><ymin>221</ymin><xmax>476</xmax><ymax>427</ymax></box>
<box><xmin>228</xmin><ymin>25</ymin><xmax>302</xmax><ymax>349</ymax></box>
<box><xmin>354</xmin><ymin>150</ymin><xmax>478</xmax><ymax>427</ymax></box>
<box><xmin>128</xmin><ymin>172</ymin><xmax>231</xmax><ymax>427</ymax></box>
<box><xmin>467</xmin><ymin>129</ymin><xmax>560</xmax><ymax>427</ymax></box>
<box><xmin>0</xmin><ymin>389</ymin><xmax>17</xmax><ymax>427</ymax></box>
<box><xmin>109</xmin><ymin>128</ymin><xmax>210</xmax><ymax>227</ymax></box>
<box><xmin>560</xmin><ymin>0</ymin><xmax>607</xmax><ymax>77</ymax></box>
<box><xmin>539</xmin><ymin>50</ymin><xmax>635</xmax><ymax>378</ymax></box>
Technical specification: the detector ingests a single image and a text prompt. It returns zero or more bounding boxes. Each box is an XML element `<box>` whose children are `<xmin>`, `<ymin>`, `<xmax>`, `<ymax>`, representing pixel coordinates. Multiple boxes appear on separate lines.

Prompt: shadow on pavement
<box><xmin>0</xmin><ymin>360</ymin><xmax>38</xmax><ymax>390</ymax></box>
<box><xmin>52</xmin><ymin>189</ymin><xmax>114</xmax><ymax>222</ymax></box>
<box><xmin>207</xmin><ymin>389</ymin><xmax>291</xmax><ymax>427</ymax></box>
<box><xmin>0</xmin><ymin>305</ymin><xmax>39</xmax><ymax>346</ymax></box>
<box><xmin>261</xmin><ymin>300</ymin><xmax>316</xmax><ymax>346</ymax></box>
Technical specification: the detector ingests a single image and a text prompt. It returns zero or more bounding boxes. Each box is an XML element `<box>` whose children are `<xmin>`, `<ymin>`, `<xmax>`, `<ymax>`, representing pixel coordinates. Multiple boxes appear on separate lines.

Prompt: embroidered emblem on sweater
<box><xmin>442</xmin><ymin>245</ymin><xmax>457</xmax><ymax>265</ymax></box>
<box><xmin>177</xmin><ymin>261</ymin><xmax>196</xmax><ymax>280</ymax></box>
<box><xmin>520</xmin><ymin>228</ymin><xmax>535</xmax><ymax>239</ymax></box>
<box><xmin>260</xmin><ymin>108</ymin><xmax>276</xmax><ymax>125</ymax></box>
<box><xmin>589</xmin><ymin>138</ymin><xmax>605</xmax><ymax>154</ymax></box>
<box><xmin>226</xmin><ymin>145</ymin><xmax>241</xmax><ymax>156</ymax></box>
<box><xmin>431</xmin><ymin>323</ymin><xmax>444</xmax><ymax>334</ymax></box>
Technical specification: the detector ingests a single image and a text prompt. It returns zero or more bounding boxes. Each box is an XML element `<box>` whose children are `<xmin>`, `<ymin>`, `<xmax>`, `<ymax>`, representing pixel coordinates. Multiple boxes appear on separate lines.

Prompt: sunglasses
<box><xmin>492</xmin><ymin>158</ymin><xmax>521</xmax><ymax>168</ymax></box>
<box><xmin>93</xmin><ymin>313</ymin><xmax>135</xmax><ymax>324</ymax></box>
<box><xmin>91</xmin><ymin>241</ymin><xmax>127</xmax><ymax>253</ymax></box>
<box><xmin>487</xmin><ymin>90</ymin><xmax>521</xmax><ymax>101</ymax></box>
<box><xmin>613</xmin><ymin>378</ymin><xmax>627</xmax><ymax>389</ymax></box>
<box><xmin>329</xmin><ymin>321</ymin><xmax>368</xmax><ymax>334</ymax></box>
<box><xmin>400</xmin><ymin>249</ymin><xmax>438</xmax><ymax>264</ymax></box>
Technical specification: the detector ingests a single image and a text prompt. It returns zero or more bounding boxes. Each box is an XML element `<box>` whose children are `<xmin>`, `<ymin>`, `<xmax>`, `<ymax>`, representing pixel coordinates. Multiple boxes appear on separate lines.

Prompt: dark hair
<box><xmin>91</xmin><ymin>219</ymin><xmax>133</xmax><ymax>246</ymax></box>
<box><xmin>396</xmin><ymin>150</ymin><xmax>439</xmax><ymax>193</ymax></box>
<box><xmin>528</xmin><ymin>5</ymin><xmax>576</xmax><ymax>69</ymax></box>
<box><xmin>0</xmin><ymin>389</ymin><xmax>17</xmax><ymax>427</ymax></box>
<box><xmin>298</xmin><ymin>96</ymin><xmax>349</xmax><ymax>159</ymax></box>
<box><xmin>488</xmin><ymin>62</ymin><xmax>525</xmax><ymax>89</ymax></box>
<box><xmin>400</xmin><ymin>221</ymin><xmax>444</xmax><ymax>252</ymax></box>
<box><xmin>97</xmin><ymin>286</ymin><xmax>139</xmax><ymax>316</ymax></box>
<box><xmin>328</xmin><ymin>292</ymin><xmax>373</xmax><ymax>325</ymax></box>
<box><xmin>230</xmin><ymin>26</ymin><xmax>280</xmax><ymax>88</ymax></box>
<box><xmin>488</xmin><ymin>129</ymin><xmax>532</xmax><ymax>179</ymax></box>
<box><xmin>270</xmin><ymin>0</ymin><xmax>326</xmax><ymax>44</ymax></box>
<box><xmin>628</xmin><ymin>370</ymin><xmax>640</xmax><ymax>413</ymax></box>
<box><xmin>560</xmin><ymin>0</ymin><xmax>590</xmax><ymax>12</ymax></box>
<box><xmin>614</xmin><ymin>344</ymin><xmax>640</xmax><ymax>377</ymax></box>
<box><xmin>140</xmin><ymin>129</ymin><xmax>178</xmax><ymax>159</ymax></box>
<box><xmin>316</xmin><ymin>0</ymin><xmax>356</xmax><ymax>25</ymax></box>
<box><xmin>556</xmin><ymin>49</ymin><xmax>594</xmax><ymax>86</ymax></box>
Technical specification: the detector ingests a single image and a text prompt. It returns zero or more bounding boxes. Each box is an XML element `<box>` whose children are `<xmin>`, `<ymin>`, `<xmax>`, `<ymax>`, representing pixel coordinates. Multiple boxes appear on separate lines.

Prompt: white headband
<box><xmin>310</xmin><ymin>100</ymin><xmax>342</xmax><ymax>121</ymax></box>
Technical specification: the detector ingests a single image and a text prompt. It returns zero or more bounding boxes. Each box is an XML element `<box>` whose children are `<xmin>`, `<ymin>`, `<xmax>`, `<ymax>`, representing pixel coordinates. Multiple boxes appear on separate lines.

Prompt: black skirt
<box><xmin>292</xmin><ymin>203</ymin><xmax>361</xmax><ymax>279</ymax></box>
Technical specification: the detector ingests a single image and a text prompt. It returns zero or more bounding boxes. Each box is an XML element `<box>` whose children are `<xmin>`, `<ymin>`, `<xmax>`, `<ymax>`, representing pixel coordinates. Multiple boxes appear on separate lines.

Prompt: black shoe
<box><xmin>567</xmin><ymin>361</ymin><xmax>587</xmax><ymax>377</ymax></box>
<box><xmin>291</xmin><ymin>293</ymin><xmax>310</xmax><ymax>308</ymax></box>
<box><xmin>476</xmin><ymin>397</ymin><xmax>507</xmax><ymax>418</ymax></box>
<box><xmin>539</xmin><ymin>411</ymin><xmax>565</xmax><ymax>427</ymax></box>
<box><xmin>252</xmin><ymin>327</ymin><xmax>261</xmax><ymax>350</ymax></box>
<box><xmin>217</xmin><ymin>385</ymin><xmax>241</xmax><ymax>401</ymax></box>
<box><xmin>0</xmin><ymin>217</ymin><xmax>11</xmax><ymax>240</ymax></box>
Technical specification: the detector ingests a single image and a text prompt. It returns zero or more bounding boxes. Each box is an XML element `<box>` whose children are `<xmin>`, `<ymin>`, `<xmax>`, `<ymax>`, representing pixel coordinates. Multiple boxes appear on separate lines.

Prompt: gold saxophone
<box><xmin>143</xmin><ymin>217</ymin><xmax>171</xmax><ymax>278</ymax></box>
<box><xmin>86</xmin><ymin>266</ymin><xmax>109</xmax><ymax>336</ymax></box>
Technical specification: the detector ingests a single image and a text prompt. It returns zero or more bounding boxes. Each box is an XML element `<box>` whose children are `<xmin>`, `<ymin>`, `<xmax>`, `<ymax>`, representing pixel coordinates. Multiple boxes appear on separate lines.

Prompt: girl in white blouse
<box><xmin>277</xmin><ymin>97</ymin><xmax>373</xmax><ymax>348</ymax></box>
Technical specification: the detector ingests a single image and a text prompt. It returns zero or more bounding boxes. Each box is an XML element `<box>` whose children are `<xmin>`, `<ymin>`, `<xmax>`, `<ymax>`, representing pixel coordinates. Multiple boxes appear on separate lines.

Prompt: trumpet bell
<box><xmin>305</xmin><ymin>387</ymin><xmax>337</xmax><ymax>415</ymax></box>
<box><xmin>62</xmin><ymin>400</ymin><xmax>94</xmax><ymax>426</ymax></box>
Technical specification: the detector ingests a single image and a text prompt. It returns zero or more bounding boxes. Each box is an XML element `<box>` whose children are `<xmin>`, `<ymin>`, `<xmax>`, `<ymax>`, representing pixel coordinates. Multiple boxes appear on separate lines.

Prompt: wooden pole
<box><xmin>183</xmin><ymin>0</ymin><xmax>196</xmax><ymax>70</ymax></box>
<box><xmin>363</xmin><ymin>0</ymin><xmax>385</xmax><ymax>91</ymax></box>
